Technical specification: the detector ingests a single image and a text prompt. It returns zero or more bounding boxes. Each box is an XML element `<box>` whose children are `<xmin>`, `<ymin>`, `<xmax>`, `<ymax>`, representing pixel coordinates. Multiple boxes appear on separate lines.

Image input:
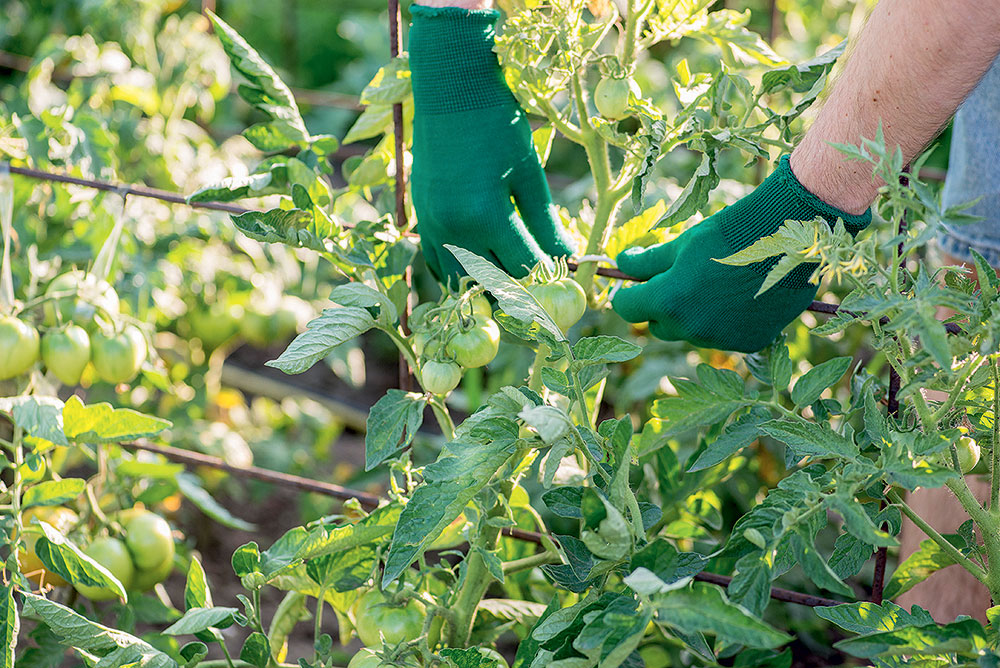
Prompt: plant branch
<box><xmin>501</xmin><ymin>550</ymin><xmax>560</xmax><ymax>575</ymax></box>
<box><xmin>888</xmin><ymin>489</ymin><xmax>987</xmax><ymax>583</ymax></box>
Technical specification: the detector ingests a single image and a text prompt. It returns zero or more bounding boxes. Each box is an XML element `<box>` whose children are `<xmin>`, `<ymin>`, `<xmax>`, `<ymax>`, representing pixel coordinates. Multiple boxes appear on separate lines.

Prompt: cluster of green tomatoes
<box><xmin>18</xmin><ymin>505</ymin><xmax>175</xmax><ymax>599</ymax></box>
<box><xmin>411</xmin><ymin>273</ymin><xmax>587</xmax><ymax>397</ymax></box>
<box><xmin>0</xmin><ymin>270</ymin><xmax>148</xmax><ymax>386</ymax></box>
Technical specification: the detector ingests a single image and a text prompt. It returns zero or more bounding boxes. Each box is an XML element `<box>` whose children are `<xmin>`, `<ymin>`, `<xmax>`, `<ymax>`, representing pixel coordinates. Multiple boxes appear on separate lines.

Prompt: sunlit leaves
<box><xmin>267</xmin><ymin>307</ymin><xmax>376</xmax><ymax>375</ymax></box>
<box><xmin>62</xmin><ymin>395</ymin><xmax>170</xmax><ymax>443</ymax></box>
<box><xmin>365</xmin><ymin>390</ymin><xmax>427</xmax><ymax>471</ymax></box>
<box><xmin>654</xmin><ymin>583</ymin><xmax>792</xmax><ymax>649</ymax></box>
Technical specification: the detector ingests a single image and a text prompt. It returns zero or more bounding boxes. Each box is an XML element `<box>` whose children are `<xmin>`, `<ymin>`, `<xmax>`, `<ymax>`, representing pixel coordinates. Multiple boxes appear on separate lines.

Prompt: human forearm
<box><xmin>791</xmin><ymin>0</ymin><xmax>1000</xmax><ymax>214</ymax></box>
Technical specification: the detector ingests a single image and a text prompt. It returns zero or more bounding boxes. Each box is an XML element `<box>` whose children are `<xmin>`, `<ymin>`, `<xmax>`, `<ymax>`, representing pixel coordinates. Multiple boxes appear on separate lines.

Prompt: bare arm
<box><xmin>791</xmin><ymin>0</ymin><xmax>1000</xmax><ymax>214</ymax></box>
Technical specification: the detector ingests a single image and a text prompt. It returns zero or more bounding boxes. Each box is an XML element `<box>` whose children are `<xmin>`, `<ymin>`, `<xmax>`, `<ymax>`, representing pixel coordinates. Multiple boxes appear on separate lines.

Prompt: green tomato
<box><xmin>187</xmin><ymin>300</ymin><xmax>240</xmax><ymax>350</ymax></box>
<box><xmin>447</xmin><ymin>318</ymin><xmax>500</xmax><ymax>369</ymax></box>
<box><xmin>0</xmin><ymin>316</ymin><xmax>40</xmax><ymax>380</ymax></box>
<box><xmin>421</xmin><ymin>360</ymin><xmax>462</xmax><ymax>395</ymax></box>
<box><xmin>594</xmin><ymin>77</ymin><xmax>641</xmax><ymax>121</ymax></box>
<box><xmin>347</xmin><ymin>647</ymin><xmax>420</xmax><ymax>668</ymax></box>
<box><xmin>413</xmin><ymin>331</ymin><xmax>441</xmax><ymax>358</ymax></box>
<box><xmin>955</xmin><ymin>436</ymin><xmax>981</xmax><ymax>474</ymax></box>
<box><xmin>43</xmin><ymin>271</ymin><xmax>120</xmax><ymax>330</ymax></box>
<box><xmin>470</xmin><ymin>294</ymin><xmax>493</xmax><ymax>319</ymax></box>
<box><xmin>130</xmin><ymin>553</ymin><xmax>174</xmax><ymax>591</ymax></box>
<box><xmin>123</xmin><ymin>510</ymin><xmax>174</xmax><ymax>571</ymax></box>
<box><xmin>75</xmin><ymin>537</ymin><xmax>134</xmax><ymax>601</ymax></box>
<box><xmin>352</xmin><ymin>588</ymin><xmax>426</xmax><ymax>647</ymax></box>
<box><xmin>528</xmin><ymin>279</ymin><xmax>588</xmax><ymax>332</ymax></box>
<box><xmin>41</xmin><ymin>324</ymin><xmax>91</xmax><ymax>386</ymax></box>
<box><xmin>91</xmin><ymin>325</ymin><xmax>147</xmax><ymax>384</ymax></box>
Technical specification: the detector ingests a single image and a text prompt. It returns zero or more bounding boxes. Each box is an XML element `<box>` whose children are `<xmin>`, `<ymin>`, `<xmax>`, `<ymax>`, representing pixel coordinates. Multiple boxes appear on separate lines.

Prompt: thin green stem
<box><xmin>313</xmin><ymin>589</ymin><xmax>326</xmax><ymax>663</ymax></box>
<box><xmin>529</xmin><ymin>344</ymin><xmax>550</xmax><ymax>394</ymax></box>
<box><xmin>888</xmin><ymin>489</ymin><xmax>987</xmax><ymax>583</ymax></box>
<box><xmin>501</xmin><ymin>550</ymin><xmax>561</xmax><ymax>575</ymax></box>
<box><xmin>218</xmin><ymin>640</ymin><xmax>238</xmax><ymax>668</ymax></box>
<box><xmin>930</xmin><ymin>355</ymin><xmax>985</xmax><ymax>425</ymax></box>
<box><xmin>427</xmin><ymin>397</ymin><xmax>455</xmax><ymax>441</ymax></box>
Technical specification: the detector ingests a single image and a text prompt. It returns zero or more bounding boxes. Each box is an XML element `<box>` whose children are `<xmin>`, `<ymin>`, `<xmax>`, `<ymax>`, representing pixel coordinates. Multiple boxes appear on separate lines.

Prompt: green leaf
<box><xmin>0</xmin><ymin>582</ymin><xmax>16</xmax><ymax>668</ymax></box>
<box><xmin>188</xmin><ymin>164</ymin><xmax>287</xmax><ymax>204</ymax></box>
<box><xmin>207</xmin><ymin>12</ymin><xmax>309</xmax><ymax>144</ymax></box>
<box><xmin>657</xmin><ymin>151</ymin><xmax>719</xmax><ymax>227</ymax></box>
<box><xmin>179</xmin><ymin>642</ymin><xmax>209</xmax><ymax>668</ymax></box>
<box><xmin>242</xmin><ymin>122</ymin><xmax>301</xmax><ymax>152</ymax></box>
<box><xmin>916</xmin><ymin>311</ymin><xmax>952</xmax><ymax>368</ymax></box>
<box><xmin>239</xmin><ymin>632</ymin><xmax>270</xmax><ymax>668</ymax></box>
<box><xmin>759</xmin><ymin>41</ymin><xmax>845</xmax><ymax>95</ymax></box>
<box><xmin>20</xmin><ymin>593</ymin><xmax>177</xmax><ymax>667</ymax></box>
<box><xmin>343</xmin><ymin>104</ymin><xmax>394</xmax><ymax>145</ymax></box>
<box><xmin>116</xmin><ymin>459</ymin><xmax>186</xmax><ymax>480</ymax></box>
<box><xmin>232</xmin><ymin>542</ymin><xmax>262</xmax><ymax>578</ymax></box>
<box><xmin>62</xmin><ymin>396</ymin><xmax>170</xmax><ymax>443</ymax></box>
<box><xmin>441</xmin><ymin>648</ymin><xmax>502</xmax><ymax>668</ymax></box>
<box><xmin>651</xmin><ymin>374</ymin><xmax>749</xmax><ymax>435</ymax></box>
<box><xmin>790</xmin><ymin>357</ymin><xmax>852</xmax><ymax>408</ymax></box>
<box><xmin>383</xmin><ymin>439</ymin><xmax>516</xmax><ymax>585</ymax></box>
<box><xmin>476</xmin><ymin>598</ymin><xmax>549</xmax><ymax>627</ymax></box>
<box><xmin>365</xmin><ymin>390</ymin><xmax>427</xmax><ymax>471</ymax></box>
<box><xmin>230</xmin><ymin>207</ymin><xmax>336</xmax><ymax>253</ymax></box>
<box><xmin>0</xmin><ymin>396</ymin><xmax>67</xmax><ymax>447</ymax></box>
<box><xmin>834</xmin><ymin>619</ymin><xmax>986</xmax><ymax>658</ymax></box>
<box><xmin>292</xmin><ymin>504</ymin><xmax>401</xmax><ymax>562</ymax></box>
<box><xmin>177</xmin><ymin>473</ymin><xmax>255</xmax><ymax>531</ymax></box>
<box><xmin>33</xmin><ymin>522</ymin><xmax>127</xmax><ymax>600</ymax></box>
<box><xmin>626</xmin><ymin>540</ymin><xmax>707</xmax><ymax>595</ymax></box>
<box><xmin>815</xmin><ymin>601</ymin><xmax>934</xmax><ymax>635</ymax></box>
<box><xmin>162</xmin><ymin>607</ymin><xmax>239</xmax><ymax>636</ymax></box>
<box><xmin>22</xmin><ymin>479</ymin><xmax>86</xmax><ymax>508</ymax></box>
<box><xmin>185</xmin><ymin>557</ymin><xmax>214</xmax><ymax>610</ymax></box>
<box><xmin>330</xmin><ymin>282</ymin><xmax>397</xmax><ymax>322</ymax></box>
<box><xmin>360</xmin><ymin>57</ymin><xmax>411</xmax><ymax>106</ymax></box>
<box><xmin>689</xmin><ymin>408</ymin><xmax>769</xmax><ymax>471</ymax></box>
<box><xmin>654</xmin><ymin>582</ymin><xmax>792</xmax><ymax>649</ymax></box>
<box><xmin>266</xmin><ymin>307</ymin><xmax>376</xmax><ymax>375</ymax></box>
<box><xmin>759</xmin><ymin>419</ymin><xmax>859</xmax><ymax>460</ymax></box>
<box><xmin>445</xmin><ymin>245</ymin><xmax>564</xmax><ymax>341</ymax></box>
<box><xmin>827</xmin><ymin>495</ymin><xmax>896</xmax><ymax>548</ymax></box>
<box><xmin>520</xmin><ymin>405</ymin><xmax>572</xmax><ymax>445</ymax></box>
<box><xmin>883</xmin><ymin>538</ymin><xmax>955</xmax><ymax>600</ymax></box>
<box><xmin>790</xmin><ymin>527</ymin><xmax>853</xmax><ymax>597</ymax></box>
<box><xmin>572</xmin><ymin>336</ymin><xmax>642</xmax><ymax>365</ymax></box>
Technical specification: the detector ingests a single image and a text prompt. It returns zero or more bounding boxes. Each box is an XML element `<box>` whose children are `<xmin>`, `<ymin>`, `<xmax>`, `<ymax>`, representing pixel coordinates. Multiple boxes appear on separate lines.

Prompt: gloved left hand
<box><xmin>408</xmin><ymin>5</ymin><xmax>575</xmax><ymax>284</ymax></box>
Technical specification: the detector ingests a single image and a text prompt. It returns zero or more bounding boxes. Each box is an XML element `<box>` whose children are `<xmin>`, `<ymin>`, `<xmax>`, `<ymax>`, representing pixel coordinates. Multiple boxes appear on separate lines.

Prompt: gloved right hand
<box><xmin>612</xmin><ymin>156</ymin><xmax>872</xmax><ymax>353</ymax></box>
<box><xmin>408</xmin><ymin>5</ymin><xmax>575</xmax><ymax>285</ymax></box>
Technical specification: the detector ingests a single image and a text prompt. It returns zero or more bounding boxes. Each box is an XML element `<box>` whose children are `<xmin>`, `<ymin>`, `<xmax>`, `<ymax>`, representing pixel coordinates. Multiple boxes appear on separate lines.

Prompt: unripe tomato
<box><xmin>471</xmin><ymin>294</ymin><xmax>493</xmax><ymax>319</ymax></box>
<box><xmin>413</xmin><ymin>331</ymin><xmax>442</xmax><ymax>358</ymax></box>
<box><xmin>447</xmin><ymin>318</ymin><xmax>500</xmax><ymax>369</ymax></box>
<box><xmin>123</xmin><ymin>510</ymin><xmax>174</xmax><ymax>571</ymax></box>
<box><xmin>43</xmin><ymin>272</ymin><xmax>120</xmax><ymax>330</ymax></box>
<box><xmin>955</xmin><ymin>436</ymin><xmax>981</xmax><ymax>474</ymax></box>
<box><xmin>528</xmin><ymin>279</ymin><xmax>587</xmax><ymax>332</ymax></box>
<box><xmin>41</xmin><ymin>324</ymin><xmax>91</xmax><ymax>386</ymax></box>
<box><xmin>187</xmin><ymin>300</ymin><xmax>240</xmax><ymax>350</ymax></box>
<box><xmin>17</xmin><ymin>506</ymin><xmax>79</xmax><ymax>587</ymax></box>
<box><xmin>91</xmin><ymin>325</ymin><xmax>146</xmax><ymax>384</ymax></box>
<box><xmin>0</xmin><ymin>316</ymin><xmax>40</xmax><ymax>380</ymax></box>
<box><xmin>347</xmin><ymin>647</ymin><xmax>420</xmax><ymax>668</ymax></box>
<box><xmin>594</xmin><ymin>77</ymin><xmax>641</xmax><ymax>121</ymax></box>
<box><xmin>130</xmin><ymin>553</ymin><xmax>174</xmax><ymax>591</ymax></box>
<box><xmin>421</xmin><ymin>360</ymin><xmax>462</xmax><ymax>395</ymax></box>
<box><xmin>75</xmin><ymin>537</ymin><xmax>134</xmax><ymax>600</ymax></box>
<box><xmin>352</xmin><ymin>588</ymin><xmax>426</xmax><ymax>647</ymax></box>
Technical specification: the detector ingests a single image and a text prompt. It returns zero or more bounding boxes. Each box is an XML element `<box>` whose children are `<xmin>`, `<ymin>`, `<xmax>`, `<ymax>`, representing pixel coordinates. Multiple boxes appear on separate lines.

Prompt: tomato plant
<box><xmin>6</xmin><ymin>2</ymin><xmax>1000</xmax><ymax>668</ymax></box>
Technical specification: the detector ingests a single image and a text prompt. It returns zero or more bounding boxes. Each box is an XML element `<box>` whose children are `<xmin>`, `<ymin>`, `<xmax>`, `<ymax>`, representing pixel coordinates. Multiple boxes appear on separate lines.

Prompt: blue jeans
<box><xmin>936</xmin><ymin>57</ymin><xmax>1000</xmax><ymax>265</ymax></box>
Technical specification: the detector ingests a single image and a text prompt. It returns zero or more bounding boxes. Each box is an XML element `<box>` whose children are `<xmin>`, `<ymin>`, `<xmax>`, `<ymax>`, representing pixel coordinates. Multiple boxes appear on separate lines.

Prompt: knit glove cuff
<box><xmin>722</xmin><ymin>155</ymin><xmax>872</xmax><ymax>252</ymax></box>
<box><xmin>409</xmin><ymin>5</ymin><xmax>518</xmax><ymax>114</ymax></box>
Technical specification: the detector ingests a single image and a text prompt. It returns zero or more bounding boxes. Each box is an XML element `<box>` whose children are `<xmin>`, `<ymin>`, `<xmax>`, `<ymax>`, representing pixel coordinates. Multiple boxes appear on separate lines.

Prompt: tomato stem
<box><xmin>991</xmin><ymin>357</ymin><xmax>1000</xmax><ymax>513</ymax></box>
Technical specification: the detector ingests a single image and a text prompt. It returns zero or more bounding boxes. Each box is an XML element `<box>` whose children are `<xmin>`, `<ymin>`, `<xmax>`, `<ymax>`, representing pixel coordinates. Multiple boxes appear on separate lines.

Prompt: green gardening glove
<box><xmin>409</xmin><ymin>5</ymin><xmax>575</xmax><ymax>284</ymax></box>
<box><xmin>612</xmin><ymin>156</ymin><xmax>871</xmax><ymax>353</ymax></box>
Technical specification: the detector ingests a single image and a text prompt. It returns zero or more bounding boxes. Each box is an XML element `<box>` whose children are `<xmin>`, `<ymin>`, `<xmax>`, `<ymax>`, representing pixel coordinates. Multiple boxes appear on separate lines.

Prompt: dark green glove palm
<box><xmin>612</xmin><ymin>156</ymin><xmax>871</xmax><ymax>353</ymax></box>
<box><xmin>409</xmin><ymin>5</ymin><xmax>574</xmax><ymax>284</ymax></box>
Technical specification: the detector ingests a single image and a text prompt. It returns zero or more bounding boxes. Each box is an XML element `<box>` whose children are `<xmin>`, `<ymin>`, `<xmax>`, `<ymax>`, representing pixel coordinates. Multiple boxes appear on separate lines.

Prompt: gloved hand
<box><xmin>612</xmin><ymin>156</ymin><xmax>871</xmax><ymax>353</ymax></box>
<box><xmin>409</xmin><ymin>5</ymin><xmax>574</xmax><ymax>284</ymax></box>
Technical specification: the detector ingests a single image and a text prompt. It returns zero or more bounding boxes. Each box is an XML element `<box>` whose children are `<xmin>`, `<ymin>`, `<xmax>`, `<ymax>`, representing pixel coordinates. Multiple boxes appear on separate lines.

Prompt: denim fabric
<box><xmin>936</xmin><ymin>56</ymin><xmax>1000</xmax><ymax>266</ymax></box>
